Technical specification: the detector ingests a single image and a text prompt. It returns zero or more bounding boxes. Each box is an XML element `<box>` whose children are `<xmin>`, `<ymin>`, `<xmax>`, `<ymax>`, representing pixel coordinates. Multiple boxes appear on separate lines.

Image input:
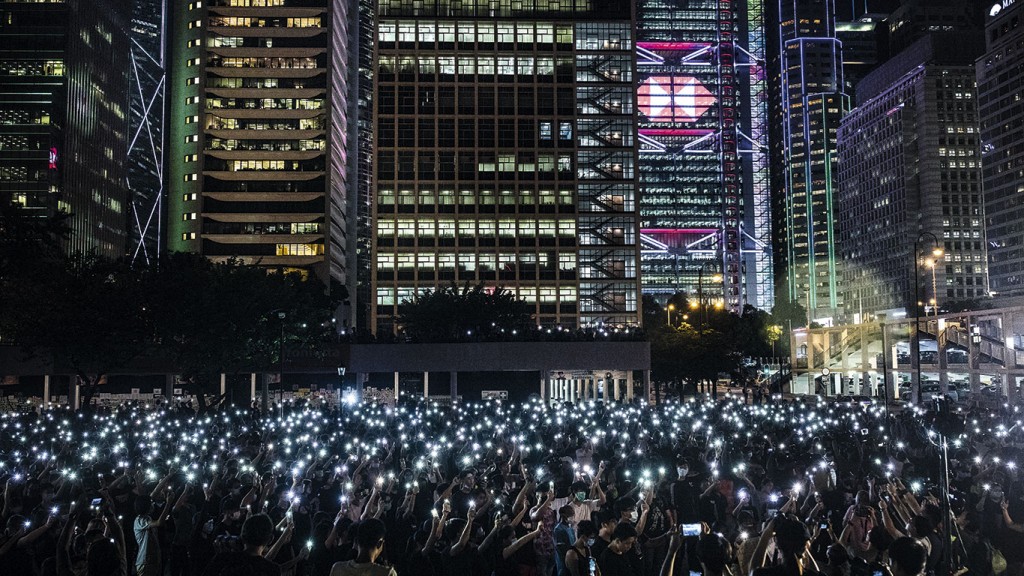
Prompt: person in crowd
<box><xmin>330</xmin><ymin>518</ymin><xmax>397</xmax><ymax>576</ymax></box>
<box><xmin>0</xmin><ymin>392</ymin><xmax>1018</xmax><ymax>576</ymax></box>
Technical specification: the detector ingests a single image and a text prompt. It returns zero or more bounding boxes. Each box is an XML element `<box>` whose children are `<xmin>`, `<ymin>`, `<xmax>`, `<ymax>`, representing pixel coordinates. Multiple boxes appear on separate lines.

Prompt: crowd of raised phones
<box><xmin>0</xmin><ymin>393</ymin><xmax>1021</xmax><ymax>576</ymax></box>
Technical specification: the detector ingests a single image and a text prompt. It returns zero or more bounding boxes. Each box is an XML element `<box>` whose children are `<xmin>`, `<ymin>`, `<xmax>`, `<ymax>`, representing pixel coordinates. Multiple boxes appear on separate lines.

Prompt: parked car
<box><xmin>899</xmin><ymin>382</ymin><xmax>958</xmax><ymax>403</ymax></box>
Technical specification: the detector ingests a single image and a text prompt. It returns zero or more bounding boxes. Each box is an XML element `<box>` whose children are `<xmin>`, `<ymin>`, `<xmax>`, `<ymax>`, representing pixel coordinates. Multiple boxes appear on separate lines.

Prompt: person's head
<box><xmin>696</xmin><ymin>533</ymin><xmax>733</xmax><ymax>575</ymax></box>
<box><xmin>889</xmin><ymin>536</ymin><xmax>927</xmax><ymax>576</ymax></box>
<box><xmin>576</xmin><ymin>520</ymin><xmax>598</xmax><ymax>544</ymax></box>
<box><xmin>826</xmin><ymin>543</ymin><xmax>849</xmax><ymax>566</ymax></box>
<box><xmin>558</xmin><ymin>504</ymin><xmax>575</xmax><ymax>525</ymax></box>
<box><xmin>907</xmin><ymin>515</ymin><xmax>933</xmax><ymax>539</ymax></box>
<box><xmin>355</xmin><ymin>518</ymin><xmax>387</xmax><ymax>561</ymax></box>
<box><xmin>240</xmin><ymin>514</ymin><xmax>275</xmax><ymax>553</ymax></box>
<box><xmin>133</xmin><ymin>495</ymin><xmax>152</xmax><ymax>517</ymax></box>
<box><xmin>571</xmin><ymin>481</ymin><xmax>589</xmax><ymax>503</ymax></box>
<box><xmin>86</xmin><ymin>537</ymin><xmax>121</xmax><ymax>576</ymax></box>
<box><xmin>868</xmin><ymin>526</ymin><xmax>894</xmax><ymax>552</ymax></box>
<box><xmin>459</xmin><ymin>470</ymin><xmax>475</xmax><ymax>490</ymax></box>
<box><xmin>610</xmin><ymin>522</ymin><xmax>637</xmax><ymax>552</ymax></box>
<box><xmin>5</xmin><ymin>515</ymin><xmax>27</xmax><ymax>536</ymax></box>
<box><xmin>614</xmin><ymin>498</ymin><xmax>637</xmax><ymax>522</ymax></box>
<box><xmin>596</xmin><ymin>510</ymin><xmax>617</xmax><ymax>537</ymax></box>
<box><xmin>855</xmin><ymin>490</ymin><xmax>869</xmax><ymax>508</ymax></box>
<box><xmin>773</xmin><ymin>515</ymin><xmax>811</xmax><ymax>559</ymax></box>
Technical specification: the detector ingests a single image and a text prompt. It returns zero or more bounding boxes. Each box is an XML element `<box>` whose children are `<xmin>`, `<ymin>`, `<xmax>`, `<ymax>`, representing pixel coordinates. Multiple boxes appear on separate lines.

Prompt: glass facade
<box><xmin>126</xmin><ymin>0</ymin><xmax>167</xmax><ymax>264</ymax></box>
<box><xmin>979</xmin><ymin>3</ymin><xmax>1024</xmax><ymax>298</ymax></box>
<box><xmin>771</xmin><ymin>0</ymin><xmax>848</xmax><ymax>322</ymax></box>
<box><xmin>839</xmin><ymin>35</ymin><xmax>987</xmax><ymax>317</ymax></box>
<box><xmin>370</xmin><ymin>0</ymin><xmax>641</xmax><ymax>332</ymax></box>
<box><xmin>635</xmin><ymin>0</ymin><xmax>774</xmax><ymax>313</ymax></box>
<box><xmin>0</xmin><ymin>0</ymin><xmax>131</xmax><ymax>259</ymax></box>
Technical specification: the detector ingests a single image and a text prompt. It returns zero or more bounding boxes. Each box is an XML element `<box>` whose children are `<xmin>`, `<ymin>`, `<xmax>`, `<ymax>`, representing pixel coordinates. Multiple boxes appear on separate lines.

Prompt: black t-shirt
<box><xmin>598</xmin><ymin>547</ymin><xmax>639</xmax><ymax>576</ymax></box>
<box><xmin>753</xmin><ymin>563</ymin><xmax>825</xmax><ymax>576</ymax></box>
<box><xmin>590</xmin><ymin>535</ymin><xmax>611</xmax><ymax>563</ymax></box>
<box><xmin>200</xmin><ymin>550</ymin><xmax>282</xmax><ymax>576</ymax></box>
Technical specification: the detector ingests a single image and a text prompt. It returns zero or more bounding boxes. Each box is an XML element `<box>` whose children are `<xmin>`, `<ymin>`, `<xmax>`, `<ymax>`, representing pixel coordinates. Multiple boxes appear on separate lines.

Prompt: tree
<box><xmin>146</xmin><ymin>253</ymin><xmax>343</xmax><ymax>411</ymax></box>
<box><xmin>398</xmin><ymin>282</ymin><xmax>533</xmax><ymax>342</ymax></box>
<box><xmin>3</xmin><ymin>253</ymin><xmax>153</xmax><ymax>407</ymax></box>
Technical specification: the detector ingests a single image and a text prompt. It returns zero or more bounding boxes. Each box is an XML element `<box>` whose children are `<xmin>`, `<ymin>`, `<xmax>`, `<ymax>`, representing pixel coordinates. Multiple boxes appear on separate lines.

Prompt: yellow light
<box><xmin>689</xmin><ymin>301</ymin><xmax>699</xmax><ymax>310</ymax></box>
<box><xmin>712</xmin><ymin>274</ymin><xmax>723</xmax><ymax>282</ymax></box>
<box><xmin>668</xmin><ymin>304</ymin><xmax>675</xmax><ymax>311</ymax></box>
<box><xmin>932</xmin><ymin>247</ymin><xmax>944</xmax><ymax>257</ymax></box>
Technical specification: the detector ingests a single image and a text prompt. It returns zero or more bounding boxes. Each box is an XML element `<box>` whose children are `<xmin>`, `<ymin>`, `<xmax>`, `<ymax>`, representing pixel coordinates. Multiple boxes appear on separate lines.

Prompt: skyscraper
<box><xmin>768</xmin><ymin>0</ymin><xmax>848</xmax><ymax>323</ymax></box>
<box><xmin>126</xmin><ymin>0</ymin><xmax>167</xmax><ymax>265</ymax></box>
<box><xmin>978</xmin><ymin>0</ymin><xmax>1024</xmax><ymax>299</ymax></box>
<box><xmin>0</xmin><ymin>0</ymin><xmax>131</xmax><ymax>259</ymax></box>
<box><xmin>635</xmin><ymin>0</ymin><xmax>774</xmax><ymax>313</ymax></box>
<box><xmin>370</xmin><ymin>0</ymin><xmax>641</xmax><ymax>333</ymax></box>
<box><xmin>838</xmin><ymin>34</ymin><xmax>987</xmax><ymax>319</ymax></box>
<box><xmin>166</xmin><ymin>0</ymin><xmax>357</xmax><ymax>290</ymax></box>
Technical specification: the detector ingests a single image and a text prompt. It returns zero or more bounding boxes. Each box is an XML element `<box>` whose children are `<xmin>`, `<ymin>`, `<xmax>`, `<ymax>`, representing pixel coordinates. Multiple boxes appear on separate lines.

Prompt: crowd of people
<box><xmin>0</xmin><ymin>392</ymin><xmax>1021</xmax><ymax>576</ymax></box>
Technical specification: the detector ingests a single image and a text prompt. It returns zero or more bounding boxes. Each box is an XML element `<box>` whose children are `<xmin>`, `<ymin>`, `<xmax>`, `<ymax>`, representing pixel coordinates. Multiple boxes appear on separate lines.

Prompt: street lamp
<box><xmin>697</xmin><ymin>261</ymin><xmax>723</xmax><ymax>332</ymax></box>
<box><xmin>913</xmin><ymin>232</ymin><xmax>944</xmax><ymax>404</ymax></box>
<box><xmin>666</xmin><ymin>303</ymin><xmax>675</xmax><ymax>326</ymax></box>
<box><xmin>925</xmin><ymin>258</ymin><xmax>941</xmax><ymax>317</ymax></box>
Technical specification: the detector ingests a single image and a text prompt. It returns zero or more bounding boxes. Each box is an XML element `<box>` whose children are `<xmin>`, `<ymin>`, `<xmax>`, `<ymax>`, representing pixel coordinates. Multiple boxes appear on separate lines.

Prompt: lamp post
<box><xmin>926</xmin><ymin>258</ymin><xmax>940</xmax><ymax>316</ymax></box>
<box><xmin>913</xmin><ymin>232</ymin><xmax>944</xmax><ymax>404</ymax></box>
<box><xmin>666</xmin><ymin>303</ymin><xmax>675</xmax><ymax>326</ymax></box>
<box><xmin>696</xmin><ymin>262</ymin><xmax>724</xmax><ymax>332</ymax></box>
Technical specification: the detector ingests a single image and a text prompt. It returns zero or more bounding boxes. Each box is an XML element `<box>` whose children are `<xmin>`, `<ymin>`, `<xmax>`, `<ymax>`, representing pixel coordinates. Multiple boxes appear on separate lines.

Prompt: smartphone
<box><xmin>90</xmin><ymin>498</ymin><xmax>103</xmax><ymax>509</ymax></box>
<box><xmin>589</xmin><ymin>557</ymin><xmax>597</xmax><ymax>576</ymax></box>
<box><xmin>681</xmin><ymin>523</ymin><xmax>701</xmax><ymax>536</ymax></box>
<box><xmin>873</xmin><ymin>571</ymin><xmax>883</xmax><ymax>576</ymax></box>
<box><xmin>767</xmin><ymin>508</ymin><xmax>778</xmax><ymax>518</ymax></box>
<box><xmin>691</xmin><ymin>572</ymin><xmax>702</xmax><ymax>576</ymax></box>
<box><xmin>820</xmin><ymin>522</ymin><xmax>828</xmax><ymax>530</ymax></box>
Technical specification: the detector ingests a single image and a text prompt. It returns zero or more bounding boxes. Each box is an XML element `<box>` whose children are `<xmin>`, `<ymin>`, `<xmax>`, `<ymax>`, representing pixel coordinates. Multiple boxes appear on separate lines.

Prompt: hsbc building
<box><xmin>635</xmin><ymin>0</ymin><xmax>775</xmax><ymax>313</ymax></box>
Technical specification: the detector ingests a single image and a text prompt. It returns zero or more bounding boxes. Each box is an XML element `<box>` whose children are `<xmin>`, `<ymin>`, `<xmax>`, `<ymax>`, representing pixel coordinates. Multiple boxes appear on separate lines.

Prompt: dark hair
<box><xmin>613</xmin><ymin>499</ymin><xmax>636</xmax><ymax>514</ymax></box>
<box><xmin>577</xmin><ymin>520</ymin><xmax>598</xmax><ymax>538</ymax></box>
<box><xmin>911</xmin><ymin>515</ymin><xmax>934</xmax><ymax>538</ymax></box>
<box><xmin>240</xmin><ymin>514</ymin><xmax>275</xmax><ymax>547</ymax></box>
<box><xmin>773</xmin><ymin>515</ymin><xmax>810</xmax><ymax>557</ymax></box>
<box><xmin>571</xmin><ymin>481</ymin><xmax>589</xmax><ymax>493</ymax></box>
<box><xmin>868</xmin><ymin>526</ymin><xmax>894</xmax><ymax>552</ymax></box>
<box><xmin>356</xmin><ymin>518</ymin><xmax>387</xmax><ymax>550</ymax></box>
<box><xmin>558</xmin><ymin>504</ymin><xmax>575</xmax><ymax>520</ymax></box>
<box><xmin>86</xmin><ymin>538</ymin><xmax>121</xmax><ymax>576</ymax></box>
<box><xmin>133</xmin><ymin>495</ymin><xmax>152</xmax><ymax>517</ymax></box>
<box><xmin>696</xmin><ymin>533</ymin><xmax>732</xmax><ymax>573</ymax></box>
<box><xmin>612</xmin><ymin>522</ymin><xmax>637</xmax><ymax>542</ymax></box>
<box><xmin>596</xmin><ymin>510</ymin><xmax>617</xmax><ymax>528</ymax></box>
<box><xmin>889</xmin><ymin>536</ymin><xmax>927</xmax><ymax>576</ymax></box>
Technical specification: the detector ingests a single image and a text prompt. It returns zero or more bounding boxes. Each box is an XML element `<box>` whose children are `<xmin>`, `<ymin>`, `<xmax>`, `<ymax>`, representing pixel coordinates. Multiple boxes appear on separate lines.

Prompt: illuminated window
<box><xmin>275</xmin><ymin>244</ymin><xmax>324</xmax><ymax>256</ymax></box>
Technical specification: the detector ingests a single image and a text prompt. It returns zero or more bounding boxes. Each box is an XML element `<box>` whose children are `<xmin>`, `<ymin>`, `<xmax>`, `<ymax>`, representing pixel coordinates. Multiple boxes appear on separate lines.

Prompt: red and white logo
<box><xmin>638</xmin><ymin>76</ymin><xmax>716</xmax><ymax>123</ymax></box>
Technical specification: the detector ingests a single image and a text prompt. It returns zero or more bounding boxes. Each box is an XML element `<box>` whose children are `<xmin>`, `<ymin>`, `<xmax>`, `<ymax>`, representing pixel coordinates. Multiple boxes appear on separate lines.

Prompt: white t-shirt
<box><xmin>551</xmin><ymin>497</ymin><xmax>600</xmax><ymax>525</ymax></box>
<box><xmin>329</xmin><ymin>560</ymin><xmax>398</xmax><ymax>576</ymax></box>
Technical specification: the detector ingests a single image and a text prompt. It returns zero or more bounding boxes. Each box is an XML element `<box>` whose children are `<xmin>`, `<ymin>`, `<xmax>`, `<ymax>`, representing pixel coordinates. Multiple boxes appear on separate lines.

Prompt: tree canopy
<box><xmin>398</xmin><ymin>283</ymin><xmax>533</xmax><ymax>342</ymax></box>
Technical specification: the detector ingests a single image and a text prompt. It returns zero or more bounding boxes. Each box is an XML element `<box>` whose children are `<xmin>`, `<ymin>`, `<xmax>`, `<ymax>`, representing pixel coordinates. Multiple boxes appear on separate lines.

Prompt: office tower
<box><xmin>167</xmin><ymin>0</ymin><xmax>357</xmax><ymax>290</ymax></box>
<box><xmin>836</xmin><ymin>13</ymin><xmax>886</xmax><ymax>94</ymax></box>
<box><xmin>126</xmin><ymin>0</ymin><xmax>166</xmax><ymax>264</ymax></box>
<box><xmin>886</xmin><ymin>0</ymin><xmax>984</xmax><ymax>57</ymax></box>
<box><xmin>0</xmin><ymin>0</ymin><xmax>131</xmax><ymax>259</ymax></box>
<box><xmin>370</xmin><ymin>0</ymin><xmax>641</xmax><ymax>333</ymax></box>
<box><xmin>768</xmin><ymin>0</ymin><xmax>849</xmax><ymax>324</ymax></box>
<box><xmin>979</xmin><ymin>0</ymin><xmax>1024</xmax><ymax>299</ymax></box>
<box><xmin>838</xmin><ymin>34</ymin><xmax>987</xmax><ymax>319</ymax></box>
<box><xmin>635</xmin><ymin>0</ymin><xmax>774</xmax><ymax>314</ymax></box>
